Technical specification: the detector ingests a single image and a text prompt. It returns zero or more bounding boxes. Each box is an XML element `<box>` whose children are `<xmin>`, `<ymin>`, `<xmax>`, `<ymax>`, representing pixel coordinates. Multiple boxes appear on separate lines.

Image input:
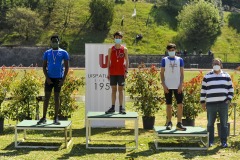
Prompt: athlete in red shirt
<box><xmin>105</xmin><ymin>31</ymin><xmax>129</xmax><ymax>114</ymax></box>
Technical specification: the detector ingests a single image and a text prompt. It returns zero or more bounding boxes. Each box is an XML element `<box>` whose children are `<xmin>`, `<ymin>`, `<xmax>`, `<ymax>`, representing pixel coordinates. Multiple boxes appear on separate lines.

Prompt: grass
<box><xmin>211</xmin><ymin>12</ymin><xmax>240</xmax><ymax>62</ymax></box>
<box><xmin>0</xmin><ymin>0</ymin><xmax>240</xmax><ymax>62</ymax></box>
<box><xmin>1</xmin><ymin>69</ymin><xmax>240</xmax><ymax>159</ymax></box>
<box><xmin>1</xmin><ymin>102</ymin><xmax>240</xmax><ymax>160</ymax></box>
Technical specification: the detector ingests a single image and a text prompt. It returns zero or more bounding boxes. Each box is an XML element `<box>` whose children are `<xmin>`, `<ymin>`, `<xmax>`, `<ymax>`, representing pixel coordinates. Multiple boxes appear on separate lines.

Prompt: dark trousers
<box><xmin>207</xmin><ymin>103</ymin><xmax>229</xmax><ymax>143</ymax></box>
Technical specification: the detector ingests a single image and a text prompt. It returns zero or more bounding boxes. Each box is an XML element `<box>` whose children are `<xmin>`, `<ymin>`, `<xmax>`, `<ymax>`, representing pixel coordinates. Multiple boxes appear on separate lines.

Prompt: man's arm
<box><xmin>160</xmin><ymin>67</ymin><xmax>165</xmax><ymax>86</ymax></box>
<box><xmin>177</xmin><ymin>67</ymin><xmax>184</xmax><ymax>93</ymax></box>
<box><xmin>63</xmin><ymin>60</ymin><xmax>69</xmax><ymax>81</ymax></box>
<box><xmin>200</xmin><ymin>77</ymin><xmax>207</xmax><ymax>110</ymax></box>
<box><xmin>160</xmin><ymin>58</ymin><xmax>165</xmax><ymax>86</ymax></box>
<box><xmin>124</xmin><ymin>47</ymin><xmax>129</xmax><ymax>72</ymax></box>
<box><xmin>43</xmin><ymin>60</ymin><xmax>48</xmax><ymax>79</ymax></box>
<box><xmin>180</xmin><ymin>67</ymin><xmax>184</xmax><ymax>85</ymax></box>
<box><xmin>160</xmin><ymin>67</ymin><xmax>169</xmax><ymax>93</ymax></box>
<box><xmin>58</xmin><ymin>60</ymin><xmax>69</xmax><ymax>87</ymax></box>
<box><xmin>43</xmin><ymin>60</ymin><xmax>52</xmax><ymax>85</ymax></box>
<box><xmin>107</xmin><ymin>48</ymin><xmax>111</xmax><ymax>79</ymax></box>
<box><xmin>179</xmin><ymin>58</ymin><xmax>184</xmax><ymax>86</ymax></box>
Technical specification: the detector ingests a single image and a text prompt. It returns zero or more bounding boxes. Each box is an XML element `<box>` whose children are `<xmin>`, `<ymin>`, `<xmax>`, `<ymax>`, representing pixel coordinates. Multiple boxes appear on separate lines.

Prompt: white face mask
<box><xmin>213</xmin><ymin>65</ymin><xmax>221</xmax><ymax>71</ymax></box>
<box><xmin>168</xmin><ymin>51</ymin><xmax>175</xmax><ymax>57</ymax></box>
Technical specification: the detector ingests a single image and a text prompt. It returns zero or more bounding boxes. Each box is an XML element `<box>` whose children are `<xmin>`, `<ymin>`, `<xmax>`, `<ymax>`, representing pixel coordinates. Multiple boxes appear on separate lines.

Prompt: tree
<box><xmin>177</xmin><ymin>0</ymin><xmax>221</xmax><ymax>42</ymax></box>
<box><xmin>157</xmin><ymin>0</ymin><xmax>186</xmax><ymax>7</ymax></box>
<box><xmin>222</xmin><ymin>0</ymin><xmax>240</xmax><ymax>8</ymax></box>
<box><xmin>21</xmin><ymin>0</ymin><xmax>41</xmax><ymax>10</ymax></box>
<box><xmin>0</xmin><ymin>0</ymin><xmax>14</xmax><ymax>28</ymax></box>
<box><xmin>38</xmin><ymin>0</ymin><xmax>78</xmax><ymax>36</ymax></box>
<box><xmin>6</xmin><ymin>7</ymin><xmax>43</xmax><ymax>40</ymax></box>
<box><xmin>206</xmin><ymin>0</ymin><xmax>223</xmax><ymax>20</ymax></box>
<box><xmin>36</xmin><ymin>0</ymin><xmax>57</xmax><ymax>27</ymax></box>
<box><xmin>0</xmin><ymin>0</ymin><xmax>43</xmax><ymax>28</ymax></box>
<box><xmin>89</xmin><ymin>0</ymin><xmax>114</xmax><ymax>31</ymax></box>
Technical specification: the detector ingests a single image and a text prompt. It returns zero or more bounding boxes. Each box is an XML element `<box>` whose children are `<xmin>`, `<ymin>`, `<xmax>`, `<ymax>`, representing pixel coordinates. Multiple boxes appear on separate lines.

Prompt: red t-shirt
<box><xmin>109</xmin><ymin>45</ymin><xmax>125</xmax><ymax>75</ymax></box>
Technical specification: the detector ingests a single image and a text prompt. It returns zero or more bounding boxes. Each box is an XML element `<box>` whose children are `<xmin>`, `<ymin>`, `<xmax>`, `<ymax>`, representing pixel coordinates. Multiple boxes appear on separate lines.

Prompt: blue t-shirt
<box><xmin>161</xmin><ymin>56</ymin><xmax>184</xmax><ymax>67</ymax></box>
<box><xmin>43</xmin><ymin>48</ymin><xmax>69</xmax><ymax>78</ymax></box>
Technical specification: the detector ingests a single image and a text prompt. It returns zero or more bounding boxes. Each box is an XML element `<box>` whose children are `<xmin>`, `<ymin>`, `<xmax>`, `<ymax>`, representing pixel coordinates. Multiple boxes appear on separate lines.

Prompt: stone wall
<box><xmin>129</xmin><ymin>54</ymin><xmax>215</xmax><ymax>69</ymax></box>
<box><xmin>0</xmin><ymin>46</ymin><xmax>46</xmax><ymax>67</ymax></box>
<box><xmin>0</xmin><ymin>46</ymin><xmax>85</xmax><ymax>67</ymax></box>
<box><xmin>0</xmin><ymin>47</ymin><xmax>239</xmax><ymax>69</ymax></box>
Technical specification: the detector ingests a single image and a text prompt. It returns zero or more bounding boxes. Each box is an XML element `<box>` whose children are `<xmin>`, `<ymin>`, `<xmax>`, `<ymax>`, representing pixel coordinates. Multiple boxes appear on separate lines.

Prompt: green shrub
<box><xmin>127</xmin><ymin>63</ymin><xmax>165</xmax><ymax>117</ymax></box>
<box><xmin>0</xmin><ymin>67</ymin><xmax>17</xmax><ymax>119</ymax></box>
<box><xmin>89</xmin><ymin>0</ymin><xmax>114</xmax><ymax>31</ymax></box>
<box><xmin>172</xmin><ymin>71</ymin><xmax>204</xmax><ymax>120</ymax></box>
<box><xmin>177</xmin><ymin>0</ymin><xmax>221</xmax><ymax>42</ymax></box>
<box><xmin>7</xmin><ymin>70</ymin><xmax>42</xmax><ymax>121</ymax></box>
<box><xmin>48</xmin><ymin>70</ymin><xmax>85</xmax><ymax>118</ymax></box>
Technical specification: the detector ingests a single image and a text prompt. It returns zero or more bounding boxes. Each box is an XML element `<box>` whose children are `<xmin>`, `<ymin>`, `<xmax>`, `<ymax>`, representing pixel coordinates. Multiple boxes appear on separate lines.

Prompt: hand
<box><xmin>162</xmin><ymin>84</ymin><xmax>169</xmax><ymax>93</ymax></box>
<box><xmin>225</xmin><ymin>100</ymin><xmax>230</xmax><ymax>104</ymax></box>
<box><xmin>124</xmin><ymin>72</ymin><xmax>128</xmax><ymax>79</ymax></box>
<box><xmin>46</xmin><ymin>78</ymin><xmax>53</xmax><ymax>85</ymax></box>
<box><xmin>58</xmin><ymin>79</ymin><xmax>64</xmax><ymax>87</ymax></box>
<box><xmin>201</xmin><ymin>103</ymin><xmax>206</xmax><ymax>111</ymax></box>
<box><xmin>178</xmin><ymin>84</ymin><xmax>183</xmax><ymax>94</ymax></box>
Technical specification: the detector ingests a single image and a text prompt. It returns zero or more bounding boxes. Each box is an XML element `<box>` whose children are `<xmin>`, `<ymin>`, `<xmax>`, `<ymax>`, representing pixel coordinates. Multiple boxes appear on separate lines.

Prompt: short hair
<box><xmin>50</xmin><ymin>35</ymin><xmax>60</xmax><ymax>41</ymax></box>
<box><xmin>166</xmin><ymin>43</ymin><xmax>176</xmax><ymax>50</ymax></box>
<box><xmin>212</xmin><ymin>58</ymin><xmax>222</xmax><ymax>64</ymax></box>
<box><xmin>113</xmin><ymin>31</ymin><xmax>123</xmax><ymax>38</ymax></box>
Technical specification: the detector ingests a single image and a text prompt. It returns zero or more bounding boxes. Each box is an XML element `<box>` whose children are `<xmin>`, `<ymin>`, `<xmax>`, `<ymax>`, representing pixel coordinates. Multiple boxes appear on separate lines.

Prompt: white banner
<box><xmin>85</xmin><ymin>43</ymin><xmax>125</xmax><ymax>127</ymax></box>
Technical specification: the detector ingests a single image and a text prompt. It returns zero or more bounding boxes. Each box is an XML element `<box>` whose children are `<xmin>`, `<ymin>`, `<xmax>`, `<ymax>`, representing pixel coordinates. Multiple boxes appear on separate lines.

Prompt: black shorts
<box><xmin>45</xmin><ymin>78</ymin><xmax>62</xmax><ymax>93</ymax></box>
<box><xmin>165</xmin><ymin>89</ymin><xmax>183</xmax><ymax>104</ymax></box>
<box><xmin>110</xmin><ymin>75</ymin><xmax>125</xmax><ymax>86</ymax></box>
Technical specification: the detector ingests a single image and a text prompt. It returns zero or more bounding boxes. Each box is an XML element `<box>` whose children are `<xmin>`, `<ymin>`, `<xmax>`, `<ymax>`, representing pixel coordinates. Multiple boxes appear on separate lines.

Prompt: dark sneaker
<box><xmin>105</xmin><ymin>107</ymin><xmax>115</xmax><ymax>114</ymax></box>
<box><xmin>221</xmin><ymin>142</ymin><xmax>228</xmax><ymax>148</ymax></box>
<box><xmin>119</xmin><ymin>107</ymin><xmax>126</xmax><ymax>114</ymax></box>
<box><xmin>176</xmin><ymin>122</ymin><xmax>187</xmax><ymax>131</ymax></box>
<box><xmin>165</xmin><ymin>121</ymin><xmax>173</xmax><ymax>130</ymax></box>
<box><xmin>37</xmin><ymin>117</ymin><xmax>46</xmax><ymax>125</ymax></box>
<box><xmin>53</xmin><ymin>116</ymin><xmax>61</xmax><ymax>125</ymax></box>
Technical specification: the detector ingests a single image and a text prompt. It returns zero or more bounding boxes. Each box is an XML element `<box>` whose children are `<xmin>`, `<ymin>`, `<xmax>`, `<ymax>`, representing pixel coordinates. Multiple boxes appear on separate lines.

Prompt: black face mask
<box><xmin>51</xmin><ymin>42</ymin><xmax>59</xmax><ymax>49</ymax></box>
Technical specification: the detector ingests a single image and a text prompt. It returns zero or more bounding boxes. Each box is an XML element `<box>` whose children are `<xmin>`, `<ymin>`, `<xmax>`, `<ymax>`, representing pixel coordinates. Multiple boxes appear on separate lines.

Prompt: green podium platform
<box><xmin>86</xmin><ymin>112</ymin><xmax>138</xmax><ymax>149</ymax></box>
<box><xmin>15</xmin><ymin>120</ymin><xmax>72</xmax><ymax>149</ymax></box>
<box><xmin>154</xmin><ymin>126</ymin><xmax>209</xmax><ymax>150</ymax></box>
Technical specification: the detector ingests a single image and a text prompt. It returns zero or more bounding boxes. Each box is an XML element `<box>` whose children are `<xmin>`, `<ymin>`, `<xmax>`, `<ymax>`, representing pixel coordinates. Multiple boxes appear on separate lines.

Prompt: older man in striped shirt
<box><xmin>200</xmin><ymin>58</ymin><xmax>234</xmax><ymax>148</ymax></box>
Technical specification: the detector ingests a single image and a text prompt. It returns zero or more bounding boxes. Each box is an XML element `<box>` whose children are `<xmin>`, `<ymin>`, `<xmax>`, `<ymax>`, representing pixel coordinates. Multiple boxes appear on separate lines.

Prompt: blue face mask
<box><xmin>115</xmin><ymin>39</ymin><xmax>122</xmax><ymax>44</ymax></box>
<box><xmin>168</xmin><ymin>51</ymin><xmax>175</xmax><ymax>57</ymax></box>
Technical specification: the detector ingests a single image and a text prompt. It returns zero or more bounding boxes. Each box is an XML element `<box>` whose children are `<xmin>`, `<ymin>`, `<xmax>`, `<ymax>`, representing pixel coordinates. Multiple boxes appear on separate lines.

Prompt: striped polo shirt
<box><xmin>200</xmin><ymin>70</ymin><xmax>234</xmax><ymax>104</ymax></box>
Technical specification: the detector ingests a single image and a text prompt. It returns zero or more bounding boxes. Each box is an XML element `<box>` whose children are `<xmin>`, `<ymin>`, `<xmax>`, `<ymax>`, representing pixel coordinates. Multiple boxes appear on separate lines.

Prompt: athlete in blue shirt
<box><xmin>37</xmin><ymin>35</ymin><xmax>69</xmax><ymax>125</ymax></box>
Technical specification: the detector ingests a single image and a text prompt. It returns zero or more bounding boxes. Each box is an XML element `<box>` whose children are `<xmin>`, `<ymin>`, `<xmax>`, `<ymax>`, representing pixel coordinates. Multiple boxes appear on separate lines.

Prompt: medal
<box><xmin>170</xmin><ymin>60</ymin><xmax>176</xmax><ymax>73</ymax></box>
<box><xmin>52</xmin><ymin>49</ymin><xmax>59</xmax><ymax>64</ymax></box>
<box><xmin>116</xmin><ymin>50</ymin><xmax>119</xmax><ymax>62</ymax></box>
<box><xmin>116</xmin><ymin>49</ymin><xmax>123</xmax><ymax>63</ymax></box>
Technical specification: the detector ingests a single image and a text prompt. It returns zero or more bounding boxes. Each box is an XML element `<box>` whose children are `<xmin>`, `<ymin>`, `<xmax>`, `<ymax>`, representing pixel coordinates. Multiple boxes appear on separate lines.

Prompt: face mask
<box><xmin>168</xmin><ymin>51</ymin><xmax>175</xmax><ymax>57</ymax></box>
<box><xmin>51</xmin><ymin>42</ymin><xmax>59</xmax><ymax>49</ymax></box>
<box><xmin>213</xmin><ymin>65</ymin><xmax>221</xmax><ymax>71</ymax></box>
<box><xmin>115</xmin><ymin>39</ymin><xmax>122</xmax><ymax>44</ymax></box>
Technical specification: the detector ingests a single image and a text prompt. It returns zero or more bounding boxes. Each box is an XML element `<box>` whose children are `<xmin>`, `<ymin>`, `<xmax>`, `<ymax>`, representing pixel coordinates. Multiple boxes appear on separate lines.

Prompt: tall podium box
<box><xmin>85</xmin><ymin>44</ymin><xmax>126</xmax><ymax>127</ymax></box>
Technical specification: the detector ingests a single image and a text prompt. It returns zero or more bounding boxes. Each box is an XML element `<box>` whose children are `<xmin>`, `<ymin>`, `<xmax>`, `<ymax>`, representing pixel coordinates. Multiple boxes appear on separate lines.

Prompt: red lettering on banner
<box><xmin>99</xmin><ymin>54</ymin><xmax>108</xmax><ymax>68</ymax></box>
